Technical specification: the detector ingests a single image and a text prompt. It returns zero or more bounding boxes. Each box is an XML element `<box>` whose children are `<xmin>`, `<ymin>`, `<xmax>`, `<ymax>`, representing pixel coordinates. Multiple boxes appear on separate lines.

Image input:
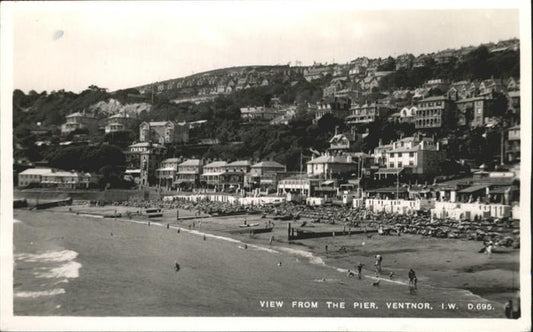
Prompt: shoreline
<box><xmin>12</xmin><ymin>206</ymin><xmax>520</xmax><ymax>317</ymax></box>
<box><xmin>43</xmin><ymin>206</ymin><xmax>520</xmax><ymax>306</ymax></box>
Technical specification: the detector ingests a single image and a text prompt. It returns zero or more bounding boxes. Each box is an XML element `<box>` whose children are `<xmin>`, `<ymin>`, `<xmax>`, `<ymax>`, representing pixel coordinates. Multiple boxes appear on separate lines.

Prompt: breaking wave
<box><xmin>35</xmin><ymin>261</ymin><xmax>82</xmax><ymax>279</ymax></box>
<box><xmin>15</xmin><ymin>250</ymin><xmax>78</xmax><ymax>263</ymax></box>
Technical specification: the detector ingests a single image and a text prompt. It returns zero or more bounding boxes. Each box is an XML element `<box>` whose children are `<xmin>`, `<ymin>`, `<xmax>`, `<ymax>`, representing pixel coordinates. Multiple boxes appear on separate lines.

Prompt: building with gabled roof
<box><xmin>18</xmin><ymin>168</ymin><xmax>94</xmax><ymax>189</ymax></box>
<box><xmin>175</xmin><ymin>159</ymin><xmax>203</xmax><ymax>189</ymax></box>
<box><xmin>306</xmin><ymin>154</ymin><xmax>358</xmax><ymax>179</ymax></box>
<box><xmin>139</xmin><ymin>121</ymin><xmax>189</xmax><ymax>144</ymax></box>
<box><xmin>245</xmin><ymin>160</ymin><xmax>287</xmax><ymax>192</ymax></box>
<box><xmin>61</xmin><ymin>111</ymin><xmax>98</xmax><ymax>136</ymax></box>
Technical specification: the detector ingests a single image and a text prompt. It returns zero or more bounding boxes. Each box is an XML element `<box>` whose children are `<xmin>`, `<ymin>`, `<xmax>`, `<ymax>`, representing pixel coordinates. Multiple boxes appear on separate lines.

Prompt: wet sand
<box><xmin>13</xmin><ymin>208</ymin><xmax>519</xmax><ymax>317</ymax></box>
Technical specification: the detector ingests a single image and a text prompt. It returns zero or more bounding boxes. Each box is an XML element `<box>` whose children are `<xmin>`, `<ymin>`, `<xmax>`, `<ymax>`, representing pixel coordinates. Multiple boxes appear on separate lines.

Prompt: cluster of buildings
<box><xmin>240</xmin><ymin>104</ymin><xmax>298</xmax><ymax>125</ymax></box>
<box><xmin>314</xmin><ymin>77</ymin><xmax>520</xmax><ymax>134</ymax></box>
<box><xmin>134</xmin><ymin>65</ymin><xmax>300</xmax><ymax>97</ymax></box>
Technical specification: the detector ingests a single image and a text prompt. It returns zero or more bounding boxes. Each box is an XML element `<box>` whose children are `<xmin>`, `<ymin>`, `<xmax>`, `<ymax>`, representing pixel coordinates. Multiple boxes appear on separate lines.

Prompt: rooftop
<box><xmin>204</xmin><ymin>161</ymin><xmax>228</xmax><ymax>168</ymax></box>
<box><xmin>228</xmin><ymin>160</ymin><xmax>251</xmax><ymax>167</ymax></box>
<box><xmin>251</xmin><ymin>161</ymin><xmax>285</xmax><ymax>168</ymax></box>
<box><xmin>307</xmin><ymin>155</ymin><xmax>355</xmax><ymax>164</ymax></box>
<box><xmin>179</xmin><ymin>159</ymin><xmax>202</xmax><ymax>167</ymax></box>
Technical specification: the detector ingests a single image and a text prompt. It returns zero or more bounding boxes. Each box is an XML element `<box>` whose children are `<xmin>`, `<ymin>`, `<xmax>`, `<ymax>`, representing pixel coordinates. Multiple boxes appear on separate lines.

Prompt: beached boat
<box><xmin>239</xmin><ymin>223</ymin><xmax>260</xmax><ymax>228</ymax></box>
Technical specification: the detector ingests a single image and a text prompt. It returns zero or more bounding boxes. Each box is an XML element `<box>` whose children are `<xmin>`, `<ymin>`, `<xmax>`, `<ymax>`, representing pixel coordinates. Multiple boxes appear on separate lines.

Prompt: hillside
<box><xmin>12</xmin><ymin>38</ymin><xmax>520</xmax><ymax>180</ymax></box>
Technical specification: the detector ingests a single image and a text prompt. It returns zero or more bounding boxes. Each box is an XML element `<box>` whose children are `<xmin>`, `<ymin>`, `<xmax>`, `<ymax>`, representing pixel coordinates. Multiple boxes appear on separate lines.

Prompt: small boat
<box><xmin>239</xmin><ymin>223</ymin><xmax>259</xmax><ymax>228</ymax></box>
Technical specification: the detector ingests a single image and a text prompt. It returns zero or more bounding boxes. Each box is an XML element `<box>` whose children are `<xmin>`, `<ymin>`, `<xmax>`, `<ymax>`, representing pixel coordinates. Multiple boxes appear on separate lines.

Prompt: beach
<box><xmin>13</xmin><ymin>207</ymin><xmax>519</xmax><ymax>317</ymax></box>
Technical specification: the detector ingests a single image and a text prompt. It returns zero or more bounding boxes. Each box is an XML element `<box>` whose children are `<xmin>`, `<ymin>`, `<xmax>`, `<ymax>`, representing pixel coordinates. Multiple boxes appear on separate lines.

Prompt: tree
<box><xmin>487</xmin><ymin>92</ymin><xmax>509</xmax><ymax>118</ymax></box>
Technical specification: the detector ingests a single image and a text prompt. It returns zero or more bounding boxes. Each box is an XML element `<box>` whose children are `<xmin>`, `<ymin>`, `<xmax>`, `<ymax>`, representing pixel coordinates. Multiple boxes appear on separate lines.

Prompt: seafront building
<box><xmin>18</xmin><ymin>168</ymin><xmax>94</xmax><ymax>189</ymax></box>
<box><xmin>155</xmin><ymin>158</ymin><xmax>181</xmax><ymax>188</ymax></box>
<box><xmin>175</xmin><ymin>159</ymin><xmax>203</xmax><ymax>189</ymax></box>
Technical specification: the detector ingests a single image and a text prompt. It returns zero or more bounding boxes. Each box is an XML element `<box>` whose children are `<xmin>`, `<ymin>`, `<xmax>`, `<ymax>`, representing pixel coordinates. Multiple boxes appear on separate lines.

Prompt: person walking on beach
<box><xmin>485</xmin><ymin>241</ymin><xmax>493</xmax><ymax>255</ymax></box>
<box><xmin>375</xmin><ymin>254</ymin><xmax>383</xmax><ymax>273</ymax></box>
<box><xmin>408</xmin><ymin>269</ymin><xmax>417</xmax><ymax>289</ymax></box>
<box><xmin>356</xmin><ymin>262</ymin><xmax>364</xmax><ymax>279</ymax></box>
<box><xmin>174</xmin><ymin>262</ymin><xmax>180</xmax><ymax>272</ymax></box>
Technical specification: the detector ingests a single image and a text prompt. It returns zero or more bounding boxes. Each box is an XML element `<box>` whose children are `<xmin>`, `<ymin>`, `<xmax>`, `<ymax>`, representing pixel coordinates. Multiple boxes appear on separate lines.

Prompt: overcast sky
<box><xmin>11</xmin><ymin>2</ymin><xmax>520</xmax><ymax>93</ymax></box>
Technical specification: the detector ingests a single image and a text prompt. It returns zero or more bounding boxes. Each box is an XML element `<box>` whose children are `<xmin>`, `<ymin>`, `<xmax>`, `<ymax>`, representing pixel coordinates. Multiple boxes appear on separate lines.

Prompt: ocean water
<box><xmin>13</xmin><ymin>210</ymin><xmax>506</xmax><ymax>317</ymax></box>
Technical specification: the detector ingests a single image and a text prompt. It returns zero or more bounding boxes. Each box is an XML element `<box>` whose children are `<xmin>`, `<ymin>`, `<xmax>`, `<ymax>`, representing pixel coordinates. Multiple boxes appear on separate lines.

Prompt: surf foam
<box><xmin>15</xmin><ymin>250</ymin><xmax>78</xmax><ymax>263</ymax></box>
<box><xmin>35</xmin><ymin>261</ymin><xmax>82</xmax><ymax>279</ymax></box>
<box><xmin>15</xmin><ymin>288</ymin><xmax>66</xmax><ymax>298</ymax></box>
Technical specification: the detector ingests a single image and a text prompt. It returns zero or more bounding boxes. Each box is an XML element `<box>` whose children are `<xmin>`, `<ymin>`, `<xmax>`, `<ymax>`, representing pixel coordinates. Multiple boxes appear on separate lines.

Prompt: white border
<box><xmin>1</xmin><ymin>1</ymin><xmax>531</xmax><ymax>331</ymax></box>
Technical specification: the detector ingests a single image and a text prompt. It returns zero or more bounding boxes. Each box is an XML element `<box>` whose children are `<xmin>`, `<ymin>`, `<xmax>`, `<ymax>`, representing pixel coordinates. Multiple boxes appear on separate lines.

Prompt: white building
<box><xmin>306</xmin><ymin>155</ymin><xmax>358</xmax><ymax>178</ymax></box>
<box><xmin>18</xmin><ymin>168</ymin><xmax>93</xmax><ymax>189</ymax></box>
<box><xmin>61</xmin><ymin>112</ymin><xmax>98</xmax><ymax>136</ymax></box>
<box><xmin>156</xmin><ymin>158</ymin><xmax>180</xmax><ymax>187</ymax></box>
<box><xmin>374</xmin><ymin>136</ymin><xmax>444</xmax><ymax>176</ymax></box>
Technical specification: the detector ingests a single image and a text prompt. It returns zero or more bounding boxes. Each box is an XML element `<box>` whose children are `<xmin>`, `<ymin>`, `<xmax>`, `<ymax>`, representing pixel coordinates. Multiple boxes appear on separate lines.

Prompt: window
<box><xmin>409</xmin><ymin>152</ymin><xmax>414</xmax><ymax>158</ymax></box>
<box><xmin>409</xmin><ymin>160</ymin><xmax>414</xmax><ymax>166</ymax></box>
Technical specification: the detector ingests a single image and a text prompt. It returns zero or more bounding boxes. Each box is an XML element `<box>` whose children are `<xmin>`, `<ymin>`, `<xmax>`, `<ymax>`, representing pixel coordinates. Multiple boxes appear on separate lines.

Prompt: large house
<box><xmin>372</xmin><ymin>136</ymin><xmax>445</xmax><ymax>179</ymax></box>
<box><xmin>245</xmin><ymin>161</ymin><xmax>287</xmax><ymax>191</ymax></box>
<box><xmin>139</xmin><ymin>121</ymin><xmax>189</xmax><ymax>144</ymax></box>
<box><xmin>346</xmin><ymin>102</ymin><xmax>391</xmax><ymax>125</ymax></box>
<box><xmin>415</xmin><ymin>96</ymin><xmax>455</xmax><ymax>129</ymax></box>
<box><xmin>175</xmin><ymin>159</ymin><xmax>203</xmax><ymax>189</ymax></box>
<box><xmin>240</xmin><ymin>107</ymin><xmax>279</xmax><ymax>121</ymax></box>
<box><xmin>61</xmin><ymin>111</ymin><xmax>98</xmax><ymax>136</ymax></box>
<box><xmin>201</xmin><ymin>161</ymin><xmax>228</xmax><ymax>189</ymax></box>
<box><xmin>155</xmin><ymin>158</ymin><xmax>181</xmax><ymax>188</ymax></box>
<box><xmin>306</xmin><ymin>154</ymin><xmax>358</xmax><ymax>179</ymax></box>
<box><xmin>104</xmin><ymin>112</ymin><xmax>136</xmax><ymax>134</ymax></box>
<box><xmin>18</xmin><ymin>168</ymin><xmax>93</xmax><ymax>189</ymax></box>
<box><xmin>216</xmin><ymin>160</ymin><xmax>252</xmax><ymax>191</ymax></box>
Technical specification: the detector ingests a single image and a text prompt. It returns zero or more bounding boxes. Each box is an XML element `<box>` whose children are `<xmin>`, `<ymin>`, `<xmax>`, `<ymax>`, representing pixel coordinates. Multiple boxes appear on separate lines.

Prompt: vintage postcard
<box><xmin>0</xmin><ymin>1</ymin><xmax>531</xmax><ymax>331</ymax></box>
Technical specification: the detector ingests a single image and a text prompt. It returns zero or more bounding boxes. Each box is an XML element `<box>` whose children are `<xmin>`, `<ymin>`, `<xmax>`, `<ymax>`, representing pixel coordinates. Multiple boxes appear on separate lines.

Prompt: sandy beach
<box><xmin>13</xmin><ymin>207</ymin><xmax>519</xmax><ymax>317</ymax></box>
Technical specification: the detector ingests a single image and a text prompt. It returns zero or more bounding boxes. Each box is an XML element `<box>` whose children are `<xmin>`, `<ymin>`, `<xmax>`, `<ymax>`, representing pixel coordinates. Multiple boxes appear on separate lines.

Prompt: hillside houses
<box><xmin>60</xmin><ymin>111</ymin><xmax>98</xmax><ymax>136</ymax></box>
<box><xmin>139</xmin><ymin>121</ymin><xmax>189</xmax><ymax>144</ymax></box>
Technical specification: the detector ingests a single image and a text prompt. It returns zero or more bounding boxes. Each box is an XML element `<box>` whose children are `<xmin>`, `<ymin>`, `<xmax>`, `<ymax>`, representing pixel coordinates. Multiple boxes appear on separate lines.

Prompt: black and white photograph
<box><xmin>0</xmin><ymin>1</ymin><xmax>531</xmax><ymax>331</ymax></box>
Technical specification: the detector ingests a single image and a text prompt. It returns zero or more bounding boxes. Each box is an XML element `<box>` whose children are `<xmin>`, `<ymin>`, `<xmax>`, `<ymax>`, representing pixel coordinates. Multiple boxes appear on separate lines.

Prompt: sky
<box><xmin>10</xmin><ymin>1</ymin><xmax>521</xmax><ymax>93</ymax></box>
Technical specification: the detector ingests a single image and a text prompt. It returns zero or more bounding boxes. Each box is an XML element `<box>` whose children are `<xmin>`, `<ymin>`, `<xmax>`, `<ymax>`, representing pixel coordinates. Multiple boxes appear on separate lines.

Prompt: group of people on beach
<box><xmin>345</xmin><ymin>254</ymin><xmax>417</xmax><ymax>291</ymax></box>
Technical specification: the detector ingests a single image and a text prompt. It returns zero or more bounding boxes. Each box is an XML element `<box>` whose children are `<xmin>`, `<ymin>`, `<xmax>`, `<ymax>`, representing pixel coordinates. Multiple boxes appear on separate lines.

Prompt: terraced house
<box><xmin>200</xmin><ymin>161</ymin><xmax>228</xmax><ymax>189</ymax></box>
<box><xmin>175</xmin><ymin>159</ymin><xmax>203</xmax><ymax>189</ymax></box>
<box><xmin>245</xmin><ymin>161</ymin><xmax>287</xmax><ymax>192</ymax></box>
<box><xmin>156</xmin><ymin>158</ymin><xmax>181</xmax><ymax>188</ymax></box>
